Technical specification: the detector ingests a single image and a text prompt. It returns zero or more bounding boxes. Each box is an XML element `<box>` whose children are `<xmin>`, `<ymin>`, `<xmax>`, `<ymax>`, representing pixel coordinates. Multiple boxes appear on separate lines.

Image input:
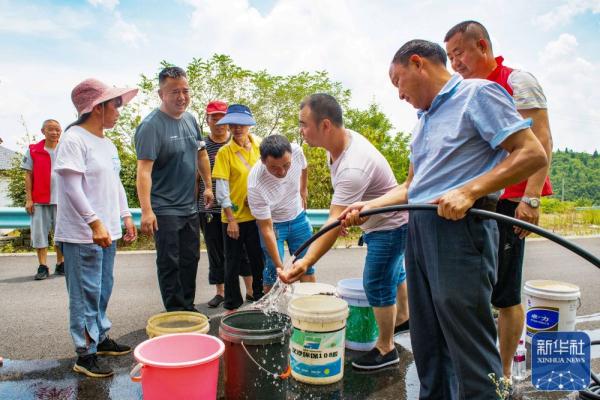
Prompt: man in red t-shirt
<box><xmin>444</xmin><ymin>21</ymin><xmax>553</xmax><ymax>380</ymax></box>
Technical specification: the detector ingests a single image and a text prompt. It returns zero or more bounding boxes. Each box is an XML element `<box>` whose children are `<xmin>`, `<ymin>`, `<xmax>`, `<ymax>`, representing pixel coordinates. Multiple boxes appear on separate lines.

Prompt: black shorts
<box><xmin>491</xmin><ymin>199</ymin><xmax>526</xmax><ymax>308</ymax></box>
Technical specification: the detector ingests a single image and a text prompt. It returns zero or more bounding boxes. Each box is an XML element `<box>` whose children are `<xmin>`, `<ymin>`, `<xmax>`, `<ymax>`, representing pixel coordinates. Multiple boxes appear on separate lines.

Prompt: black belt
<box><xmin>472</xmin><ymin>196</ymin><xmax>498</xmax><ymax>212</ymax></box>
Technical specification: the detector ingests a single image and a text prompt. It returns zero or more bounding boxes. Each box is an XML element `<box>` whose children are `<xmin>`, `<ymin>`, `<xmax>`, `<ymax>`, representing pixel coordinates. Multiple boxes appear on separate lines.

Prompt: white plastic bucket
<box><xmin>336</xmin><ymin>278</ymin><xmax>378</xmax><ymax>351</ymax></box>
<box><xmin>523</xmin><ymin>280</ymin><xmax>580</xmax><ymax>343</ymax></box>
<box><xmin>291</xmin><ymin>282</ymin><xmax>337</xmax><ymax>300</ymax></box>
<box><xmin>288</xmin><ymin>295</ymin><xmax>349</xmax><ymax>385</ymax></box>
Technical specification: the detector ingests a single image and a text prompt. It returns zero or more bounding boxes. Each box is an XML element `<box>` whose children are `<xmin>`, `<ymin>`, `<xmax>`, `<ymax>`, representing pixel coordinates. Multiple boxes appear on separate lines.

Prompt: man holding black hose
<box><xmin>339</xmin><ymin>40</ymin><xmax>547</xmax><ymax>399</ymax></box>
<box><xmin>279</xmin><ymin>93</ymin><xmax>410</xmax><ymax>371</ymax></box>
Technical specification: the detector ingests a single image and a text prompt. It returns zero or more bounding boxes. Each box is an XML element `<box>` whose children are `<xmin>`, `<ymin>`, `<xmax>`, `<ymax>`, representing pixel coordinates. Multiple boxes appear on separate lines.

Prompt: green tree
<box><xmin>7</xmin><ymin>55</ymin><xmax>413</xmax><ymax>210</ymax></box>
<box><xmin>6</xmin><ymin>155</ymin><xmax>26</xmax><ymax>207</ymax></box>
<box><xmin>346</xmin><ymin>103</ymin><xmax>411</xmax><ymax>183</ymax></box>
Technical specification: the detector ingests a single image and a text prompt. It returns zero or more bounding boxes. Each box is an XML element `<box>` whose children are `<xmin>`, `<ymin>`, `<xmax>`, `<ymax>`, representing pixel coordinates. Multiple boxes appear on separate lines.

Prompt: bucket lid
<box><xmin>336</xmin><ymin>278</ymin><xmax>367</xmax><ymax>301</ymax></box>
<box><xmin>219</xmin><ymin>310</ymin><xmax>291</xmax><ymax>344</ymax></box>
<box><xmin>292</xmin><ymin>282</ymin><xmax>337</xmax><ymax>297</ymax></box>
<box><xmin>288</xmin><ymin>295</ymin><xmax>348</xmax><ymax>323</ymax></box>
<box><xmin>523</xmin><ymin>280</ymin><xmax>581</xmax><ymax>301</ymax></box>
<box><xmin>134</xmin><ymin>333</ymin><xmax>225</xmax><ymax>368</ymax></box>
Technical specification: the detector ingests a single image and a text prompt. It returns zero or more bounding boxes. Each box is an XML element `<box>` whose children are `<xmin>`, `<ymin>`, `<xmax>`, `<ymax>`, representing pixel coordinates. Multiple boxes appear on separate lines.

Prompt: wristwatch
<box><xmin>521</xmin><ymin>196</ymin><xmax>541</xmax><ymax>208</ymax></box>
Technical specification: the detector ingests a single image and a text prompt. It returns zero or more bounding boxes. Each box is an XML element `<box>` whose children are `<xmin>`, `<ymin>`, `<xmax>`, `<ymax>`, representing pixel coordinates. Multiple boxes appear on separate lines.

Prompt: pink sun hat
<box><xmin>71</xmin><ymin>78</ymin><xmax>138</xmax><ymax>116</ymax></box>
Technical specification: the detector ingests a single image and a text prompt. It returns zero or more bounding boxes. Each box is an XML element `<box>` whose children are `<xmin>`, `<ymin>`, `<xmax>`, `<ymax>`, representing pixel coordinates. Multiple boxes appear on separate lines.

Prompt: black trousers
<box><xmin>222</xmin><ymin>221</ymin><xmax>264</xmax><ymax>310</ymax></box>
<box><xmin>199</xmin><ymin>213</ymin><xmax>252</xmax><ymax>285</ymax></box>
<box><xmin>492</xmin><ymin>199</ymin><xmax>526</xmax><ymax>308</ymax></box>
<box><xmin>406</xmin><ymin>211</ymin><xmax>501</xmax><ymax>400</ymax></box>
<box><xmin>154</xmin><ymin>214</ymin><xmax>200</xmax><ymax>311</ymax></box>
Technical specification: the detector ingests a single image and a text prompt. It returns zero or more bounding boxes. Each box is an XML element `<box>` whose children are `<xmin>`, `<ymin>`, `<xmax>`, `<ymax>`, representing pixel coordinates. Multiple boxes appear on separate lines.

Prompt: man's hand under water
<box><xmin>277</xmin><ymin>258</ymin><xmax>310</xmax><ymax>284</ymax></box>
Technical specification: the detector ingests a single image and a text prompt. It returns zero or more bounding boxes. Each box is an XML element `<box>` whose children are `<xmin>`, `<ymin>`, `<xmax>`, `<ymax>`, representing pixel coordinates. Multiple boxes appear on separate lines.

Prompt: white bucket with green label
<box><xmin>523</xmin><ymin>280</ymin><xmax>580</xmax><ymax>343</ymax></box>
<box><xmin>336</xmin><ymin>278</ymin><xmax>378</xmax><ymax>351</ymax></box>
<box><xmin>291</xmin><ymin>282</ymin><xmax>337</xmax><ymax>300</ymax></box>
<box><xmin>288</xmin><ymin>295</ymin><xmax>349</xmax><ymax>385</ymax></box>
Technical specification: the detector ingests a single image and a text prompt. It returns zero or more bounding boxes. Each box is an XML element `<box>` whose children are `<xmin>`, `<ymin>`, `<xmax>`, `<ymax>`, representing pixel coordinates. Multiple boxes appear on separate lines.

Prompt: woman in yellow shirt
<box><xmin>212</xmin><ymin>104</ymin><xmax>265</xmax><ymax>310</ymax></box>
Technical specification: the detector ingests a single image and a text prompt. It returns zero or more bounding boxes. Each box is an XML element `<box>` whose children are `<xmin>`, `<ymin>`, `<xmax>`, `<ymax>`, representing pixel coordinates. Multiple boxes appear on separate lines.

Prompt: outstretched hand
<box><xmin>277</xmin><ymin>258</ymin><xmax>310</xmax><ymax>284</ymax></box>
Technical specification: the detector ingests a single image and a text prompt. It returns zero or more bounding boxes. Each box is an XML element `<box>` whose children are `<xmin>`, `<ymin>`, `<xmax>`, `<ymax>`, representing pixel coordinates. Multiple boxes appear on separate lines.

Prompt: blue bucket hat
<box><xmin>216</xmin><ymin>104</ymin><xmax>256</xmax><ymax>126</ymax></box>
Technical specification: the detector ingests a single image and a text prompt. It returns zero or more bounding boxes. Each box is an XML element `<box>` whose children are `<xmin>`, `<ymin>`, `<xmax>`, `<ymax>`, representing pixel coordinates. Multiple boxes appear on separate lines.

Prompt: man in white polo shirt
<box><xmin>247</xmin><ymin>134</ymin><xmax>315</xmax><ymax>293</ymax></box>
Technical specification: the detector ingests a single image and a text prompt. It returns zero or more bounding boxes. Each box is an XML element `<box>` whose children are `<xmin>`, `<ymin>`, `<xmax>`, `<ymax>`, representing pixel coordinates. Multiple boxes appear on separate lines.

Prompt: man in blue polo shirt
<box><xmin>341</xmin><ymin>40</ymin><xmax>547</xmax><ymax>399</ymax></box>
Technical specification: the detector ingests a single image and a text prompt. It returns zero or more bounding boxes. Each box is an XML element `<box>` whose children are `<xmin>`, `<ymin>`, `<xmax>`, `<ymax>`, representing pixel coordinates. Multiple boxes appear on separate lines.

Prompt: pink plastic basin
<box><xmin>131</xmin><ymin>333</ymin><xmax>225</xmax><ymax>400</ymax></box>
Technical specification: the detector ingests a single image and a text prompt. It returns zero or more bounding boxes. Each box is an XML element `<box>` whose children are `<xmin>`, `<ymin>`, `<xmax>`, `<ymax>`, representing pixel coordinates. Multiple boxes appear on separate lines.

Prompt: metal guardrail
<box><xmin>0</xmin><ymin>207</ymin><xmax>331</xmax><ymax>229</ymax></box>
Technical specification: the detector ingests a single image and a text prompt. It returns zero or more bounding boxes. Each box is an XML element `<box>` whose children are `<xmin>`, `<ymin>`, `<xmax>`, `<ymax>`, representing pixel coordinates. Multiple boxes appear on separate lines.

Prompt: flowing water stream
<box><xmin>247</xmin><ymin>255</ymin><xmax>297</xmax><ymax>316</ymax></box>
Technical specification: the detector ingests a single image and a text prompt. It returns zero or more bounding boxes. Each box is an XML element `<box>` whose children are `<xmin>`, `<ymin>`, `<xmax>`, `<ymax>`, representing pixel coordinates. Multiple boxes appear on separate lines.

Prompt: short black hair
<box><xmin>260</xmin><ymin>134</ymin><xmax>292</xmax><ymax>161</ymax></box>
<box><xmin>391</xmin><ymin>39</ymin><xmax>447</xmax><ymax>66</ymax></box>
<box><xmin>299</xmin><ymin>93</ymin><xmax>343</xmax><ymax>127</ymax></box>
<box><xmin>159</xmin><ymin>66</ymin><xmax>187</xmax><ymax>85</ymax></box>
<box><xmin>444</xmin><ymin>20</ymin><xmax>493</xmax><ymax>51</ymax></box>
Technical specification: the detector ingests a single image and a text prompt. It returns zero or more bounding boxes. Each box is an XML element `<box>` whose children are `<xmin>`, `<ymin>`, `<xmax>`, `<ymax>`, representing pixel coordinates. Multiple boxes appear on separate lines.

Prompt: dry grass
<box><xmin>536</xmin><ymin>210</ymin><xmax>600</xmax><ymax>237</ymax></box>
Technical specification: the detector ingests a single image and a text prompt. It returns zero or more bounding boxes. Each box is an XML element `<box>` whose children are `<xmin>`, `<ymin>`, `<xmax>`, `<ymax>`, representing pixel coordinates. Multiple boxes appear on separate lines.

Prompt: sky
<box><xmin>0</xmin><ymin>0</ymin><xmax>599</xmax><ymax>152</ymax></box>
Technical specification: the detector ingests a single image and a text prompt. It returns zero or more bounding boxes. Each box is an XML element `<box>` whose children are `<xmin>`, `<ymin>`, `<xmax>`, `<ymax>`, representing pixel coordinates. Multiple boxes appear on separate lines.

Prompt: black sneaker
<box><xmin>55</xmin><ymin>262</ymin><xmax>65</xmax><ymax>275</ymax></box>
<box><xmin>73</xmin><ymin>354</ymin><xmax>114</xmax><ymax>378</ymax></box>
<box><xmin>352</xmin><ymin>347</ymin><xmax>400</xmax><ymax>371</ymax></box>
<box><xmin>245</xmin><ymin>294</ymin><xmax>255</xmax><ymax>302</ymax></box>
<box><xmin>34</xmin><ymin>265</ymin><xmax>49</xmax><ymax>280</ymax></box>
<box><xmin>96</xmin><ymin>337</ymin><xmax>132</xmax><ymax>356</ymax></box>
<box><xmin>207</xmin><ymin>294</ymin><xmax>224</xmax><ymax>308</ymax></box>
<box><xmin>394</xmin><ymin>319</ymin><xmax>409</xmax><ymax>335</ymax></box>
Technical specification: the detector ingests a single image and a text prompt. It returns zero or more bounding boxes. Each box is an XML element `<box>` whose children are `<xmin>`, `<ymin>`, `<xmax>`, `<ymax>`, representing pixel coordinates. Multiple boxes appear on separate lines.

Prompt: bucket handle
<box><xmin>129</xmin><ymin>363</ymin><xmax>143</xmax><ymax>383</ymax></box>
<box><xmin>577</xmin><ymin>297</ymin><xmax>582</xmax><ymax>310</ymax></box>
<box><xmin>240</xmin><ymin>341</ymin><xmax>291</xmax><ymax>380</ymax></box>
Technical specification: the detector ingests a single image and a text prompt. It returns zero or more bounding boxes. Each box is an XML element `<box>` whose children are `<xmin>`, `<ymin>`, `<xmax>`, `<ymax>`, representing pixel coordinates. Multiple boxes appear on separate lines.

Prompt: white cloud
<box><xmin>534</xmin><ymin>0</ymin><xmax>600</xmax><ymax>30</ymax></box>
<box><xmin>109</xmin><ymin>11</ymin><xmax>147</xmax><ymax>46</ymax></box>
<box><xmin>0</xmin><ymin>62</ymin><xmax>142</xmax><ymax>151</ymax></box>
<box><xmin>0</xmin><ymin>3</ymin><xmax>92</xmax><ymax>37</ymax></box>
<box><xmin>537</xmin><ymin>33</ymin><xmax>600</xmax><ymax>151</ymax></box>
<box><xmin>1</xmin><ymin>0</ymin><xmax>599</xmax><ymax>154</ymax></box>
<box><xmin>88</xmin><ymin>0</ymin><xmax>119</xmax><ymax>11</ymax></box>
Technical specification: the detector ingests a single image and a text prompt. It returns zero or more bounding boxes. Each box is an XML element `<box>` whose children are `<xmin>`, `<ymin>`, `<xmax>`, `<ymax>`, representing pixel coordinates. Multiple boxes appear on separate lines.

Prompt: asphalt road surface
<box><xmin>0</xmin><ymin>237</ymin><xmax>598</xmax><ymax>399</ymax></box>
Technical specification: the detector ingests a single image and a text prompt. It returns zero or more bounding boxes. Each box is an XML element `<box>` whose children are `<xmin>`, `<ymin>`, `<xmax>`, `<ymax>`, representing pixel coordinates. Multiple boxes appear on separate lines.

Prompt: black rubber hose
<box><xmin>292</xmin><ymin>204</ymin><xmax>600</xmax><ymax>268</ymax></box>
<box><xmin>579</xmin><ymin>341</ymin><xmax>600</xmax><ymax>399</ymax></box>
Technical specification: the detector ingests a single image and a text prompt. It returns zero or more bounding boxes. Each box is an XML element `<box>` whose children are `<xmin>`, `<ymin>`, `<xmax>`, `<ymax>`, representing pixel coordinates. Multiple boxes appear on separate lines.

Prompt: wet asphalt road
<box><xmin>0</xmin><ymin>237</ymin><xmax>599</xmax><ymax>399</ymax></box>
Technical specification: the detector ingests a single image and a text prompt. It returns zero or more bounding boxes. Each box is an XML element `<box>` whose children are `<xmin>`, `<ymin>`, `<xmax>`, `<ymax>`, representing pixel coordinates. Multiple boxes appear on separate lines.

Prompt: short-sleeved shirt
<box><xmin>507</xmin><ymin>70</ymin><xmax>547</xmax><ymax>110</ymax></box>
<box><xmin>212</xmin><ymin>134</ymin><xmax>261</xmax><ymax>223</ymax></box>
<box><xmin>198</xmin><ymin>135</ymin><xmax>230</xmax><ymax>214</ymax></box>
<box><xmin>54</xmin><ymin>126</ymin><xmax>123</xmax><ymax>243</ymax></box>
<box><xmin>247</xmin><ymin>143</ymin><xmax>307</xmax><ymax>223</ymax></box>
<box><xmin>329</xmin><ymin>130</ymin><xmax>408</xmax><ymax>233</ymax></box>
<box><xmin>21</xmin><ymin>147</ymin><xmax>58</xmax><ymax>204</ymax></box>
<box><xmin>408</xmin><ymin>74</ymin><xmax>532</xmax><ymax>204</ymax></box>
<box><xmin>135</xmin><ymin>109</ymin><xmax>204</xmax><ymax>216</ymax></box>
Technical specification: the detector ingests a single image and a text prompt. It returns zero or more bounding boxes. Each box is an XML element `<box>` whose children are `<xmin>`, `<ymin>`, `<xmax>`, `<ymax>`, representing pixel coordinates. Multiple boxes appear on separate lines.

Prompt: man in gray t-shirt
<box><xmin>21</xmin><ymin>119</ymin><xmax>65</xmax><ymax>280</ymax></box>
<box><xmin>135</xmin><ymin>66</ymin><xmax>213</xmax><ymax>312</ymax></box>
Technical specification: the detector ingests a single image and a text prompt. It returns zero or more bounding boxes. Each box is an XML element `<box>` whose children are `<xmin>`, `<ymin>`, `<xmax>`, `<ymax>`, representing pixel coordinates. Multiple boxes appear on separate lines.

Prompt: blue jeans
<box><xmin>260</xmin><ymin>211</ymin><xmax>315</xmax><ymax>286</ymax></box>
<box><xmin>362</xmin><ymin>224</ymin><xmax>408</xmax><ymax>307</ymax></box>
<box><xmin>59</xmin><ymin>241</ymin><xmax>116</xmax><ymax>356</ymax></box>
